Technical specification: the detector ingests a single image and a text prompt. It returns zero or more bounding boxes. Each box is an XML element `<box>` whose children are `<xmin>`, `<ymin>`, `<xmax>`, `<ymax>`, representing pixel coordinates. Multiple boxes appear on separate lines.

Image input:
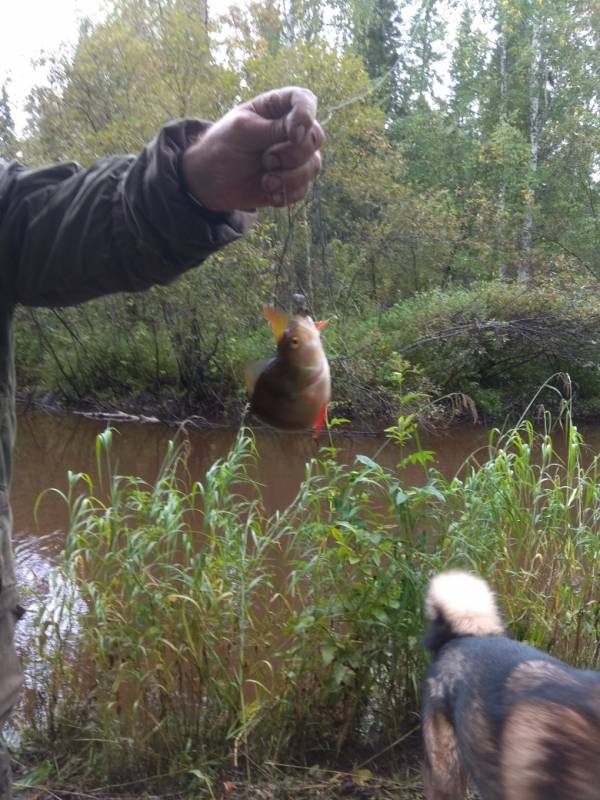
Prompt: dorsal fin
<box><xmin>264</xmin><ymin>305</ymin><xmax>291</xmax><ymax>341</ymax></box>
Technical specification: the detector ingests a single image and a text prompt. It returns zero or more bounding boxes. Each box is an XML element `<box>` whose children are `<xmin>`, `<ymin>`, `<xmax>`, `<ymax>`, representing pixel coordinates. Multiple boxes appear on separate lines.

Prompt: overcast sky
<box><xmin>2</xmin><ymin>0</ymin><xmax>464</xmax><ymax>136</ymax></box>
<box><xmin>1</xmin><ymin>0</ymin><xmax>107</xmax><ymax>133</ymax></box>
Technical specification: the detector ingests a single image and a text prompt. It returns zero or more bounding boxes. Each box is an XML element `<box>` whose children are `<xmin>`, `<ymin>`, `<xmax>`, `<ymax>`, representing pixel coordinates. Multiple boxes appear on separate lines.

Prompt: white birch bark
<box><xmin>498</xmin><ymin>21</ymin><xmax>509</xmax><ymax>281</ymax></box>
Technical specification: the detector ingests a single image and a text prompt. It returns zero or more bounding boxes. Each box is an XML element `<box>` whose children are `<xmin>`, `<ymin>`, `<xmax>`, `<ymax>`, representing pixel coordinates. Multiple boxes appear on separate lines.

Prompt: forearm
<box><xmin>0</xmin><ymin>120</ymin><xmax>256</xmax><ymax>308</ymax></box>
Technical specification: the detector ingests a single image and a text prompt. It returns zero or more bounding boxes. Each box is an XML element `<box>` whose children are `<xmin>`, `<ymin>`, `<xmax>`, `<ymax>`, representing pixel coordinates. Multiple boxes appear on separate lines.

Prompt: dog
<box><xmin>421</xmin><ymin>570</ymin><xmax>600</xmax><ymax>799</ymax></box>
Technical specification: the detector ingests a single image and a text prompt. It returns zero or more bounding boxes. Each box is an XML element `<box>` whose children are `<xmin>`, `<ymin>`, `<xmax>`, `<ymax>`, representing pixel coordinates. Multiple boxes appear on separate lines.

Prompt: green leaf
<box><xmin>321</xmin><ymin>643</ymin><xmax>337</xmax><ymax>666</ymax></box>
<box><xmin>396</xmin><ymin>489</ymin><xmax>410</xmax><ymax>505</ymax></box>
<box><xmin>355</xmin><ymin>454</ymin><xmax>380</xmax><ymax>470</ymax></box>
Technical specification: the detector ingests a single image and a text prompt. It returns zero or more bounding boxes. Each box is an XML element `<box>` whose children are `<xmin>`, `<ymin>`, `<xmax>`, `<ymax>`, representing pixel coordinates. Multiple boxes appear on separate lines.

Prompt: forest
<box><xmin>3</xmin><ymin>0</ymin><xmax>600</xmax><ymax>426</ymax></box>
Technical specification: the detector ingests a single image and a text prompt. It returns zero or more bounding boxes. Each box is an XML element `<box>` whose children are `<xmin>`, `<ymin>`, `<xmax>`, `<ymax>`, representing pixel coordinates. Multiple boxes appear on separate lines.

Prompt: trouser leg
<box><xmin>0</xmin><ymin>607</ymin><xmax>22</xmax><ymax>725</ymax></box>
<box><xmin>0</xmin><ymin>740</ymin><xmax>10</xmax><ymax>800</ymax></box>
<box><xmin>0</xmin><ymin>606</ymin><xmax>24</xmax><ymax>800</ymax></box>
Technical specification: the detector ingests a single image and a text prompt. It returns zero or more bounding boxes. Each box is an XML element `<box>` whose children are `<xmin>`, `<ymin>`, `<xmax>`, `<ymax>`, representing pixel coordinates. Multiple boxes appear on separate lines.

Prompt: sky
<box><xmin>1</xmin><ymin>0</ymin><xmax>465</xmax><ymax>136</ymax></box>
<box><xmin>1</xmin><ymin>0</ymin><xmax>107</xmax><ymax>133</ymax></box>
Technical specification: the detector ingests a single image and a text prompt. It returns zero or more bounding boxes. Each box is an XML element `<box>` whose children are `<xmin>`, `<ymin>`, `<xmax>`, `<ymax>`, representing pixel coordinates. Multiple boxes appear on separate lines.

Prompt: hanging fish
<box><xmin>245</xmin><ymin>305</ymin><xmax>331</xmax><ymax>434</ymax></box>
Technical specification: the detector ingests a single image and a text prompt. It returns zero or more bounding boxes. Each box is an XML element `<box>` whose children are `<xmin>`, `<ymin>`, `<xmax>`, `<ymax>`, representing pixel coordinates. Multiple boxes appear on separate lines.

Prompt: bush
<box><xmin>15</xmin><ymin>273</ymin><xmax>600</xmax><ymax>427</ymax></box>
<box><xmin>382</xmin><ymin>277</ymin><xmax>600</xmax><ymax>419</ymax></box>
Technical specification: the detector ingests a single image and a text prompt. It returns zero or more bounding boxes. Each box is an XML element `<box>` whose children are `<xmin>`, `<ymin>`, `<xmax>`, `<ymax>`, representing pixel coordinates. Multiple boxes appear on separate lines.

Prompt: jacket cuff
<box><xmin>175</xmin><ymin>141</ymin><xmax>251</xmax><ymax>225</ymax></box>
<box><xmin>122</xmin><ymin>118</ymin><xmax>256</xmax><ymax>271</ymax></box>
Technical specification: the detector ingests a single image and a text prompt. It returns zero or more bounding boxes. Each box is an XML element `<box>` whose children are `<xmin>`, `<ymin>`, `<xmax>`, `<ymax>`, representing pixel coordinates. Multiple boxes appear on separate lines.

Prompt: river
<box><xmin>12</xmin><ymin>408</ymin><xmax>600</xmax><ymax>612</ymax></box>
<box><xmin>9</xmin><ymin>409</ymin><xmax>493</xmax><ymax>594</ymax></box>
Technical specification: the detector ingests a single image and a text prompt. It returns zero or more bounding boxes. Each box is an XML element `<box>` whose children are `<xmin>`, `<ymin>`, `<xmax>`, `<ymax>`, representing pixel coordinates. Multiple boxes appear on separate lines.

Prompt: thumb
<box><xmin>244</xmin><ymin>87</ymin><xmax>318</xmax><ymax>147</ymax></box>
<box><xmin>235</xmin><ymin>109</ymin><xmax>288</xmax><ymax>150</ymax></box>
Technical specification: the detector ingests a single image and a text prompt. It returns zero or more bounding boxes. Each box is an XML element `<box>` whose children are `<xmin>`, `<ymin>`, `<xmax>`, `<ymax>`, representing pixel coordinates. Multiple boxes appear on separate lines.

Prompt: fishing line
<box><xmin>321</xmin><ymin>52</ymin><xmax>403</xmax><ymax>127</ymax></box>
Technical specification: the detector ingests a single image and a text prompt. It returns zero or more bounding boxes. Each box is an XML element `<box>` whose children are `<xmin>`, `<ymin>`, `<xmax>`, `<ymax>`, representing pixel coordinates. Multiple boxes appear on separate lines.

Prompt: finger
<box><xmin>261</xmin><ymin>122</ymin><xmax>325</xmax><ymax>172</ymax></box>
<box><xmin>225</xmin><ymin>107</ymin><xmax>288</xmax><ymax>150</ymax></box>
<box><xmin>283</xmin><ymin>88</ymin><xmax>318</xmax><ymax>144</ymax></box>
<box><xmin>261</xmin><ymin>152</ymin><xmax>322</xmax><ymax>203</ymax></box>
<box><xmin>249</xmin><ymin>86</ymin><xmax>317</xmax><ymax>121</ymax></box>
<box><xmin>247</xmin><ymin>86</ymin><xmax>318</xmax><ymax>145</ymax></box>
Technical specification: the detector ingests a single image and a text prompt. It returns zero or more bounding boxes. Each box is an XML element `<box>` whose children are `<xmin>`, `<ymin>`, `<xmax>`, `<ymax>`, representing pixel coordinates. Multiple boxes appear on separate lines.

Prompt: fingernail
<box><xmin>264</xmin><ymin>153</ymin><xmax>280</xmax><ymax>171</ymax></box>
<box><xmin>263</xmin><ymin>175</ymin><xmax>282</xmax><ymax>193</ymax></box>
<box><xmin>272</xmin><ymin>192</ymin><xmax>284</xmax><ymax>206</ymax></box>
<box><xmin>295</xmin><ymin>125</ymin><xmax>306</xmax><ymax>144</ymax></box>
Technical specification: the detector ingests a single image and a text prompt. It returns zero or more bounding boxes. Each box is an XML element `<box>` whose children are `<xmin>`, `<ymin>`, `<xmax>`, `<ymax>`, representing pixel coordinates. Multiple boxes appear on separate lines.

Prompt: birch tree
<box><xmin>518</xmin><ymin>10</ymin><xmax>540</xmax><ymax>285</ymax></box>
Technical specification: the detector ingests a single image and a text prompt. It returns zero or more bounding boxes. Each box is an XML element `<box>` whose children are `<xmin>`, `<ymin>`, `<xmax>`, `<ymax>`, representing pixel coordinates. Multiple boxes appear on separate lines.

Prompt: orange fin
<box><xmin>264</xmin><ymin>305</ymin><xmax>291</xmax><ymax>341</ymax></box>
<box><xmin>313</xmin><ymin>404</ymin><xmax>328</xmax><ymax>436</ymax></box>
<box><xmin>315</xmin><ymin>319</ymin><xmax>329</xmax><ymax>331</ymax></box>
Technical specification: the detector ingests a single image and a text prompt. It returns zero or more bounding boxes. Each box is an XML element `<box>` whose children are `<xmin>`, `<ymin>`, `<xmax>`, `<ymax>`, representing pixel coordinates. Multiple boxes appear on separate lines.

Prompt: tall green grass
<box><xmin>442</xmin><ymin>412</ymin><xmax>600</xmax><ymax>664</ymax></box>
<box><xmin>19</xmin><ymin>408</ymin><xmax>600</xmax><ymax>791</ymax></box>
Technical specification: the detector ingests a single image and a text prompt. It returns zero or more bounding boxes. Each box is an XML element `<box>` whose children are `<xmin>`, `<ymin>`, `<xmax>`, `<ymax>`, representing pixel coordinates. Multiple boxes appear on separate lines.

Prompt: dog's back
<box><xmin>421</xmin><ymin>570</ymin><xmax>600</xmax><ymax>800</ymax></box>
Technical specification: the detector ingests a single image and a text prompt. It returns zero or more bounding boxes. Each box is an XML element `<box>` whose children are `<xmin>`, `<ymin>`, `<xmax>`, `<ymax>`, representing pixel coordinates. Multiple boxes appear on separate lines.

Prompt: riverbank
<box><xmin>10</xmin><ymin>413</ymin><xmax>600</xmax><ymax>797</ymax></box>
<box><xmin>15</xmin><ymin>277</ymin><xmax>600</xmax><ymax>433</ymax></box>
<box><xmin>14</xmin><ymin>387</ymin><xmax>474</xmax><ymax>438</ymax></box>
<box><xmin>14</xmin><ymin>388</ymin><xmax>438</xmax><ymax>435</ymax></box>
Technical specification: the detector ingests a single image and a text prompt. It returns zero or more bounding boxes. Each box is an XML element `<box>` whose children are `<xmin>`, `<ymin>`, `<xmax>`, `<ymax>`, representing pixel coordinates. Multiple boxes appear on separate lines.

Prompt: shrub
<box><xmin>17</xmin><ymin>405</ymin><xmax>600</xmax><ymax>791</ymax></box>
<box><xmin>382</xmin><ymin>277</ymin><xmax>600</xmax><ymax>420</ymax></box>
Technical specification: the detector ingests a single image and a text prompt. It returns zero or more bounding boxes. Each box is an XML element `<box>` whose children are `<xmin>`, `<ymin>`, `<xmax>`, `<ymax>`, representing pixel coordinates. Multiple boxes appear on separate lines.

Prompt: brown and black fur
<box><xmin>421</xmin><ymin>571</ymin><xmax>600</xmax><ymax>799</ymax></box>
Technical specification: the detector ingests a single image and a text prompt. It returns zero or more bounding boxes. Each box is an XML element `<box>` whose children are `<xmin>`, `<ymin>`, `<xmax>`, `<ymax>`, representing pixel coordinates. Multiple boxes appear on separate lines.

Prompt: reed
<box><xmin>18</xmin><ymin>404</ymin><xmax>600</xmax><ymax>791</ymax></box>
<box><xmin>441</xmin><ymin>407</ymin><xmax>600</xmax><ymax>665</ymax></box>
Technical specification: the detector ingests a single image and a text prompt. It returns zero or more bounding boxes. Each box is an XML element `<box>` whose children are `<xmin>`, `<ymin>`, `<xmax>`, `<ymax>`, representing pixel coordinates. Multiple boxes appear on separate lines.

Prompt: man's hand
<box><xmin>182</xmin><ymin>87</ymin><xmax>324</xmax><ymax>212</ymax></box>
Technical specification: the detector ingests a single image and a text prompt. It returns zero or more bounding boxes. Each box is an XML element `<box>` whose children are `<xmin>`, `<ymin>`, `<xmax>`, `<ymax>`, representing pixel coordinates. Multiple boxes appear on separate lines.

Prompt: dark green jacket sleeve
<box><xmin>0</xmin><ymin>119</ymin><xmax>255</xmax><ymax>307</ymax></box>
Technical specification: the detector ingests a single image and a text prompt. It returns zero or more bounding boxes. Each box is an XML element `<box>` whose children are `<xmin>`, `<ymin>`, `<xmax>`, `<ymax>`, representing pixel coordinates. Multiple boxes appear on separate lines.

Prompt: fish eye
<box><xmin>290</xmin><ymin>336</ymin><xmax>300</xmax><ymax>349</ymax></box>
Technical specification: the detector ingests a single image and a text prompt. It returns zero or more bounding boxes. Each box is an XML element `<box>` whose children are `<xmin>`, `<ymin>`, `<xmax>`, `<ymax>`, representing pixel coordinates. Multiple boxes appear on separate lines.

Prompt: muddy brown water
<box><xmin>12</xmin><ymin>409</ymin><xmax>600</xmax><ymax>610</ymax></box>
<box><xmin>12</xmin><ymin>409</ymin><xmax>489</xmax><ymax>568</ymax></box>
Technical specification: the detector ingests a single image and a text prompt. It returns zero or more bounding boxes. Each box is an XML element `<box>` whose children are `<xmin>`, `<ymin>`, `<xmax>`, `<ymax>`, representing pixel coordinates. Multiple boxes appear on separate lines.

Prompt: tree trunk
<box><xmin>497</xmin><ymin>23</ymin><xmax>509</xmax><ymax>281</ymax></box>
<box><xmin>519</xmin><ymin>17</ymin><xmax>541</xmax><ymax>287</ymax></box>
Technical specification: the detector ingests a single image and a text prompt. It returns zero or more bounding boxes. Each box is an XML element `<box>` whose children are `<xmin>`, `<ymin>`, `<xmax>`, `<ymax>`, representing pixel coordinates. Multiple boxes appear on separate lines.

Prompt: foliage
<box><xmin>11</xmin><ymin>0</ymin><xmax>600</xmax><ymax>422</ymax></box>
<box><xmin>381</xmin><ymin>276</ymin><xmax>600</xmax><ymax>418</ymax></box>
<box><xmin>16</xmin><ymin>407</ymin><xmax>600</xmax><ymax>791</ymax></box>
<box><xmin>17</xmin><ymin>269</ymin><xmax>600</xmax><ymax>424</ymax></box>
<box><xmin>0</xmin><ymin>80</ymin><xmax>18</xmax><ymax>160</ymax></box>
<box><xmin>442</xmin><ymin>412</ymin><xmax>600</xmax><ymax>662</ymax></box>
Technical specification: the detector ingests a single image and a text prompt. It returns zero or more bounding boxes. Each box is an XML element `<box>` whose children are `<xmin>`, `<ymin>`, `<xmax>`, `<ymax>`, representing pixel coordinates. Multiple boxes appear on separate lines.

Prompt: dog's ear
<box><xmin>424</xmin><ymin>611</ymin><xmax>456</xmax><ymax>654</ymax></box>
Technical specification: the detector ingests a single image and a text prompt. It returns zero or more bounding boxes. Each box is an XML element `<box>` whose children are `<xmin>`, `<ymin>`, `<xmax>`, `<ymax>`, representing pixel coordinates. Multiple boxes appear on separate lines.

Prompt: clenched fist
<box><xmin>182</xmin><ymin>86</ymin><xmax>324</xmax><ymax>212</ymax></box>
